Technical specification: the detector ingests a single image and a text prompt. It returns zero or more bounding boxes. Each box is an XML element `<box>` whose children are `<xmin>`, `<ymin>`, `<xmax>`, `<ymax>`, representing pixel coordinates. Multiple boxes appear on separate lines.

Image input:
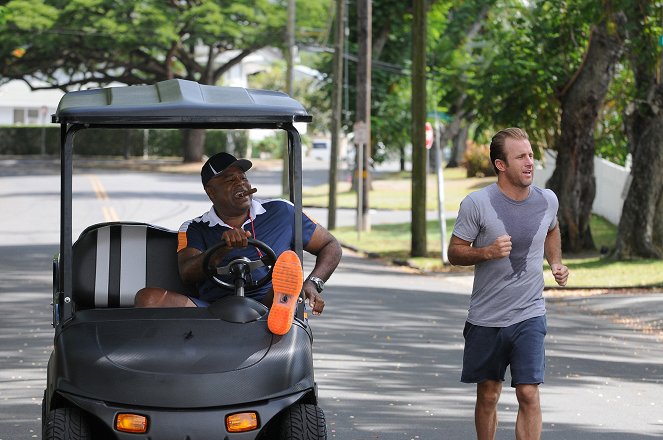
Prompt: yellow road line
<box><xmin>102</xmin><ymin>205</ymin><xmax>120</xmax><ymax>222</ymax></box>
<box><xmin>87</xmin><ymin>175</ymin><xmax>119</xmax><ymax>221</ymax></box>
<box><xmin>88</xmin><ymin>174</ymin><xmax>108</xmax><ymax>200</ymax></box>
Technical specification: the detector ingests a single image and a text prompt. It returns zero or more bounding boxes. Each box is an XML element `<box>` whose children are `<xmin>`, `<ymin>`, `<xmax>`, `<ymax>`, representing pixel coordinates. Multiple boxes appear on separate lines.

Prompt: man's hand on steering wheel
<box><xmin>207</xmin><ymin>228</ymin><xmax>251</xmax><ymax>266</ymax></box>
<box><xmin>222</xmin><ymin>228</ymin><xmax>251</xmax><ymax>248</ymax></box>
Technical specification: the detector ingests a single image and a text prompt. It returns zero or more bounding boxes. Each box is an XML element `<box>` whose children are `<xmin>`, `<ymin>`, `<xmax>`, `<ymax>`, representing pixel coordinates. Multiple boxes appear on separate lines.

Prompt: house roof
<box><xmin>0</xmin><ymin>80</ymin><xmax>64</xmax><ymax>108</ymax></box>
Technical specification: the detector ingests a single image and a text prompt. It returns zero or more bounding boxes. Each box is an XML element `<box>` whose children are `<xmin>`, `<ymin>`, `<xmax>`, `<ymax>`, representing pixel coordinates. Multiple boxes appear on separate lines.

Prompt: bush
<box><xmin>253</xmin><ymin>133</ymin><xmax>285</xmax><ymax>159</ymax></box>
<box><xmin>463</xmin><ymin>141</ymin><xmax>495</xmax><ymax>178</ymax></box>
<box><xmin>0</xmin><ymin>126</ymin><xmax>251</xmax><ymax>158</ymax></box>
<box><xmin>0</xmin><ymin>126</ymin><xmax>60</xmax><ymax>155</ymax></box>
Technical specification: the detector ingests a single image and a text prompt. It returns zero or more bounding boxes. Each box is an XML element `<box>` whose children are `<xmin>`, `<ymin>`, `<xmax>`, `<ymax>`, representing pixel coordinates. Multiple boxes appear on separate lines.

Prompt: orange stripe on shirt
<box><xmin>177</xmin><ymin>231</ymin><xmax>188</xmax><ymax>252</ymax></box>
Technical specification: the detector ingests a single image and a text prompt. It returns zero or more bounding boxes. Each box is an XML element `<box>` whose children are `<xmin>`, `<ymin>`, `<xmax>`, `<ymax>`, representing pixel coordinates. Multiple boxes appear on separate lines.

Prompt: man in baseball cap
<box><xmin>135</xmin><ymin>151</ymin><xmax>342</xmax><ymax>331</ymax></box>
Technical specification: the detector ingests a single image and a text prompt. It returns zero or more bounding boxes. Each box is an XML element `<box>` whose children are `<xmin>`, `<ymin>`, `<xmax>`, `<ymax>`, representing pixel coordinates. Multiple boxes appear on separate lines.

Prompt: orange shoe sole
<box><xmin>268</xmin><ymin>250</ymin><xmax>304</xmax><ymax>335</ymax></box>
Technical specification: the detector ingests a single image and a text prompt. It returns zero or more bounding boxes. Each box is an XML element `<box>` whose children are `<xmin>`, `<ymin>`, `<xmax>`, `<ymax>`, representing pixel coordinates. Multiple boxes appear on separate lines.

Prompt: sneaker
<box><xmin>268</xmin><ymin>250</ymin><xmax>304</xmax><ymax>335</ymax></box>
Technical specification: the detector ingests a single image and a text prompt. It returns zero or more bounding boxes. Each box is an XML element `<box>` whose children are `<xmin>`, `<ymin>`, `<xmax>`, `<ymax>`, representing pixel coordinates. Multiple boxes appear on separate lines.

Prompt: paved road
<box><xmin>315</xmin><ymin>252</ymin><xmax>663</xmax><ymax>439</ymax></box>
<box><xmin>1</xmin><ymin>157</ymin><xmax>663</xmax><ymax>439</ymax></box>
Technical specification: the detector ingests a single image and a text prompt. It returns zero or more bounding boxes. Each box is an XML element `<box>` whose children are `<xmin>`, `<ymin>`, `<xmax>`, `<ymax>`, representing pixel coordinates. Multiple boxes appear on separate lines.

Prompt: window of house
<box><xmin>27</xmin><ymin>109</ymin><xmax>39</xmax><ymax>124</ymax></box>
<box><xmin>12</xmin><ymin>108</ymin><xmax>41</xmax><ymax>124</ymax></box>
<box><xmin>13</xmin><ymin>108</ymin><xmax>25</xmax><ymax>124</ymax></box>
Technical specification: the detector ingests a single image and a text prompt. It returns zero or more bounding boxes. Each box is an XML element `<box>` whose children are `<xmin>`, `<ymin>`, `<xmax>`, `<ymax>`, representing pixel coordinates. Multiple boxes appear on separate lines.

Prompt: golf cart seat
<box><xmin>72</xmin><ymin>222</ymin><xmax>192</xmax><ymax>309</ymax></box>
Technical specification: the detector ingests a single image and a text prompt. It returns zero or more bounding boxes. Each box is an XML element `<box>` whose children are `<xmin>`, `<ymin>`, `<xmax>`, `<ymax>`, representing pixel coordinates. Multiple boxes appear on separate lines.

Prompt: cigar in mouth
<box><xmin>234</xmin><ymin>187</ymin><xmax>257</xmax><ymax>198</ymax></box>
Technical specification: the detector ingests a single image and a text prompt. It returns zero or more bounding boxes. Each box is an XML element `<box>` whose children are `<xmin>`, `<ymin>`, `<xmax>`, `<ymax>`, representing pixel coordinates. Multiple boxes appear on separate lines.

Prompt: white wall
<box><xmin>534</xmin><ymin>150</ymin><xmax>630</xmax><ymax>225</ymax></box>
<box><xmin>0</xmin><ymin>108</ymin><xmax>13</xmax><ymax>124</ymax></box>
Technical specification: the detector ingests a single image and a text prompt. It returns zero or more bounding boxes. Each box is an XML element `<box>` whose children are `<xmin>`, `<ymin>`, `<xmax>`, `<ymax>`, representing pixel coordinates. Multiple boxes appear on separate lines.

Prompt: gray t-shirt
<box><xmin>452</xmin><ymin>183</ymin><xmax>559</xmax><ymax>327</ymax></box>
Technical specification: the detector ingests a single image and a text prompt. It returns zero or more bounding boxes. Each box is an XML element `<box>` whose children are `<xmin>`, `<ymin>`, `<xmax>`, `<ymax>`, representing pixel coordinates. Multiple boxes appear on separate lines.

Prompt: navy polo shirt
<box><xmin>177</xmin><ymin>198</ymin><xmax>317</xmax><ymax>302</ymax></box>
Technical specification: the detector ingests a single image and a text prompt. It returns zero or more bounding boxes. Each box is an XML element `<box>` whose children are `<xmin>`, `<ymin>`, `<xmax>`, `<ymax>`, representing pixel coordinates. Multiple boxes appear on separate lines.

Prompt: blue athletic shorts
<box><xmin>461</xmin><ymin>315</ymin><xmax>547</xmax><ymax>387</ymax></box>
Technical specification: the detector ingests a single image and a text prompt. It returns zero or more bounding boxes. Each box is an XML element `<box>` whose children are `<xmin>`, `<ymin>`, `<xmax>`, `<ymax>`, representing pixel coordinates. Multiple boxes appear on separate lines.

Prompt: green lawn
<box><xmin>303</xmin><ymin>167</ymin><xmax>493</xmax><ymax>213</ymax></box>
<box><xmin>305</xmin><ymin>168</ymin><xmax>663</xmax><ymax>289</ymax></box>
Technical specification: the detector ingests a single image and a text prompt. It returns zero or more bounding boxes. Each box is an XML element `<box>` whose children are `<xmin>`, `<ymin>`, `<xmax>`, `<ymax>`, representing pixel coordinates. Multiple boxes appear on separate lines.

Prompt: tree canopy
<box><xmin>1</xmin><ymin>0</ymin><xmax>330</xmax><ymax>89</ymax></box>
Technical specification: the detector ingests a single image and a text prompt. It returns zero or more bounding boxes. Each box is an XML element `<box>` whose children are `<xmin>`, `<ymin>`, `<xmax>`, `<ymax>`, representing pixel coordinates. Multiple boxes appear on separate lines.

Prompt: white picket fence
<box><xmin>533</xmin><ymin>150</ymin><xmax>631</xmax><ymax>225</ymax></box>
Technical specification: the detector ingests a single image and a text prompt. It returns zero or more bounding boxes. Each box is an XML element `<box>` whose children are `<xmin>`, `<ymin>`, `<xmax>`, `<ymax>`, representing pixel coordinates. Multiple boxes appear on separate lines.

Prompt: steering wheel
<box><xmin>202</xmin><ymin>238</ymin><xmax>277</xmax><ymax>292</ymax></box>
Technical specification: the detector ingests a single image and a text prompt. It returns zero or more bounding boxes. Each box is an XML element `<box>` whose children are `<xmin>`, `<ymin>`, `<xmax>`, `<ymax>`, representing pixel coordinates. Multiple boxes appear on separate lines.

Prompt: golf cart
<box><xmin>43</xmin><ymin>80</ymin><xmax>326</xmax><ymax>439</ymax></box>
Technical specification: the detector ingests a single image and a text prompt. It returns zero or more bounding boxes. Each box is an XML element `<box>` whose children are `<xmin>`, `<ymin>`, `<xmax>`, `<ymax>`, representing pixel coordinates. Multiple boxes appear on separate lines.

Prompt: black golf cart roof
<box><xmin>53</xmin><ymin>79</ymin><xmax>312</xmax><ymax>127</ymax></box>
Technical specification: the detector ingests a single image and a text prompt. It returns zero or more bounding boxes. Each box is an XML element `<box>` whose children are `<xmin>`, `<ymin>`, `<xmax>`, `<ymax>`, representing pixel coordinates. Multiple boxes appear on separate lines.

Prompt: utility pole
<box><xmin>285</xmin><ymin>0</ymin><xmax>295</xmax><ymax>98</ymax></box>
<box><xmin>283</xmin><ymin>0</ymin><xmax>296</xmax><ymax>196</ymax></box>
<box><xmin>328</xmin><ymin>0</ymin><xmax>345</xmax><ymax>230</ymax></box>
<box><xmin>434</xmin><ymin>112</ymin><xmax>448</xmax><ymax>264</ymax></box>
<box><xmin>411</xmin><ymin>0</ymin><xmax>427</xmax><ymax>257</ymax></box>
<box><xmin>356</xmin><ymin>0</ymin><xmax>371</xmax><ymax>232</ymax></box>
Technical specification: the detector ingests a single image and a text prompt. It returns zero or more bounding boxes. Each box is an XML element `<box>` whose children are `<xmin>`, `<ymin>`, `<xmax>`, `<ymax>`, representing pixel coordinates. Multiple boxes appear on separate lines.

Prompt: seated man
<box><xmin>135</xmin><ymin>152</ymin><xmax>342</xmax><ymax>319</ymax></box>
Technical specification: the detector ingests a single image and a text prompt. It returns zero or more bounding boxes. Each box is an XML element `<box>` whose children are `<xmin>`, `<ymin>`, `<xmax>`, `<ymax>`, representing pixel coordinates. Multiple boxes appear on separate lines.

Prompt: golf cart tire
<box><xmin>277</xmin><ymin>404</ymin><xmax>327</xmax><ymax>440</ymax></box>
<box><xmin>43</xmin><ymin>407</ymin><xmax>91</xmax><ymax>440</ymax></box>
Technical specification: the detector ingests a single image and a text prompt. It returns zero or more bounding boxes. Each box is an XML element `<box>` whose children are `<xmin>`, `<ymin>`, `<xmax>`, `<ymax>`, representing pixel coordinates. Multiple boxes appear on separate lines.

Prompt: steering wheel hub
<box><xmin>202</xmin><ymin>238</ymin><xmax>277</xmax><ymax>293</ymax></box>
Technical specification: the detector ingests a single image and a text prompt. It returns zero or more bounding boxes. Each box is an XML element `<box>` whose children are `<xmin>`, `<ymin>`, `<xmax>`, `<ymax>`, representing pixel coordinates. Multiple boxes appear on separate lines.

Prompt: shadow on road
<box><xmin>1</xmin><ymin>245</ymin><xmax>662</xmax><ymax>439</ymax></box>
<box><xmin>0</xmin><ymin>244</ymin><xmax>54</xmax><ymax>439</ymax></box>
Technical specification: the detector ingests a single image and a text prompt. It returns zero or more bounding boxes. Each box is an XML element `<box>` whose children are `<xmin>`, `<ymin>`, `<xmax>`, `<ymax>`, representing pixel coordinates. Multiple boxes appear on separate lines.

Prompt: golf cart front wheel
<box><xmin>43</xmin><ymin>407</ymin><xmax>91</xmax><ymax>440</ymax></box>
<box><xmin>276</xmin><ymin>404</ymin><xmax>327</xmax><ymax>440</ymax></box>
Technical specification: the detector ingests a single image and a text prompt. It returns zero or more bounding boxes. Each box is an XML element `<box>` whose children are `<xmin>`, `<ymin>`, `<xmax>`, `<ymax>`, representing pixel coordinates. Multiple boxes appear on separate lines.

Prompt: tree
<box><xmin>614</xmin><ymin>0</ymin><xmax>663</xmax><ymax>259</ymax></box>
<box><xmin>547</xmin><ymin>10</ymin><xmax>626</xmax><ymax>252</ymax></box>
<box><xmin>427</xmin><ymin>0</ymin><xmax>495</xmax><ymax>167</ymax></box>
<box><xmin>0</xmin><ymin>0</ymin><xmax>329</xmax><ymax>162</ymax></box>
<box><xmin>1</xmin><ymin>1</ymin><xmax>287</xmax><ymax>86</ymax></box>
<box><xmin>249</xmin><ymin>60</ymin><xmax>330</xmax><ymax>135</ymax></box>
<box><xmin>449</xmin><ymin>0</ymin><xmax>628</xmax><ymax>253</ymax></box>
<box><xmin>465</xmin><ymin>0</ymin><xmax>589</xmax><ymax>150</ymax></box>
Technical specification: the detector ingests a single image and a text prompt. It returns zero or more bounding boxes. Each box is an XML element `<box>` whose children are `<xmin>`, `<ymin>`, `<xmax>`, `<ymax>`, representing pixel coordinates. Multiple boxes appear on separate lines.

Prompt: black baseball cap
<box><xmin>201</xmin><ymin>152</ymin><xmax>252</xmax><ymax>186</ymax></box>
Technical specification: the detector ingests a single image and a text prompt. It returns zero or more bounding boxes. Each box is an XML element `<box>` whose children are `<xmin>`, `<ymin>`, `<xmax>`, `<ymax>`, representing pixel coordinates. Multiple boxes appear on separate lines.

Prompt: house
<box><xmin>0</xmin><ymin>80</ymin><xmax>64</xmax><ymax>125</ymax></box>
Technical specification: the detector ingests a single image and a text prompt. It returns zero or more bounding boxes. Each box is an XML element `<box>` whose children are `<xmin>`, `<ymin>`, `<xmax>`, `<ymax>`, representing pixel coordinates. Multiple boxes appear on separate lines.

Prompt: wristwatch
<box><xmin>307</xmin><ymin>276</ymin><xmax>325</xmax><ymax>293</ymax></box>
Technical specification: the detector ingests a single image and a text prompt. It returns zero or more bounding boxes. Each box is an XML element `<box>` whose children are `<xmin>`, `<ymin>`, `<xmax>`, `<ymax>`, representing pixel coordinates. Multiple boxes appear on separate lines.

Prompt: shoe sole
<box><xmin>268</xmin><ymin>250</ymin><xmax>304</xmax><ymax>335</ymax></box>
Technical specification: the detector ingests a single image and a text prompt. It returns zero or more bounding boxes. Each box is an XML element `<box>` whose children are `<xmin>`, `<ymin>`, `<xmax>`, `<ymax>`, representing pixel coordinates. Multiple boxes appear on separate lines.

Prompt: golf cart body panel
<box><xmin>48</xmin><ymin>308</ymin><xmax>313</xmax><ymax>408</ymax></box>
<box><xmin>44</xmin><ymin>80</ymin><xmax>323</xmax><ymax>439</ymax></box>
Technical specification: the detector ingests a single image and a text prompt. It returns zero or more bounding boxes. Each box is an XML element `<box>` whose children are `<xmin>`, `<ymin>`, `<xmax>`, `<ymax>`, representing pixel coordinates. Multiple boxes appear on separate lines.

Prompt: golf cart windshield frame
<box><xmin>54</xmin><ymin>79</ymin><xmax>310</xmax><ymax>323</ymax></box>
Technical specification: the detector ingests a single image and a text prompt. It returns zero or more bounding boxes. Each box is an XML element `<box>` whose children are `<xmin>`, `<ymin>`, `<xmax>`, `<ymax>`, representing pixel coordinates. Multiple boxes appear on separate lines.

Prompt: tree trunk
<box><xmin>615</xmin><ymin>114</ymin><xmax>663</xmax><ymax>258</ymax></box>
<box><xmin>436</xmin><ymin>93</ymin><xmax>470</xmax><ymax>169</ymax></box>
<box><xmin>655</xmin><ymin>189</ymin><xmax>663</xmax><ymax>249</ymax></box>
<box><xmin>547</xmin><ymin>16</ymin><xmax>625</xmax><ymax>253</ymax></box>
<box><xmin>614</xmin><ymin>2</ymin><xmax>663</xmax><ymax>259</ymax></box>
<box><xmin>447</xmin><ymin>121</ymin><xmax>469</xmax><ymax>168</ymax></box>
<box><xmin>182</xmin><ymin>129</ymin><xmax>206</xmax><ymax>163</ymax></box>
